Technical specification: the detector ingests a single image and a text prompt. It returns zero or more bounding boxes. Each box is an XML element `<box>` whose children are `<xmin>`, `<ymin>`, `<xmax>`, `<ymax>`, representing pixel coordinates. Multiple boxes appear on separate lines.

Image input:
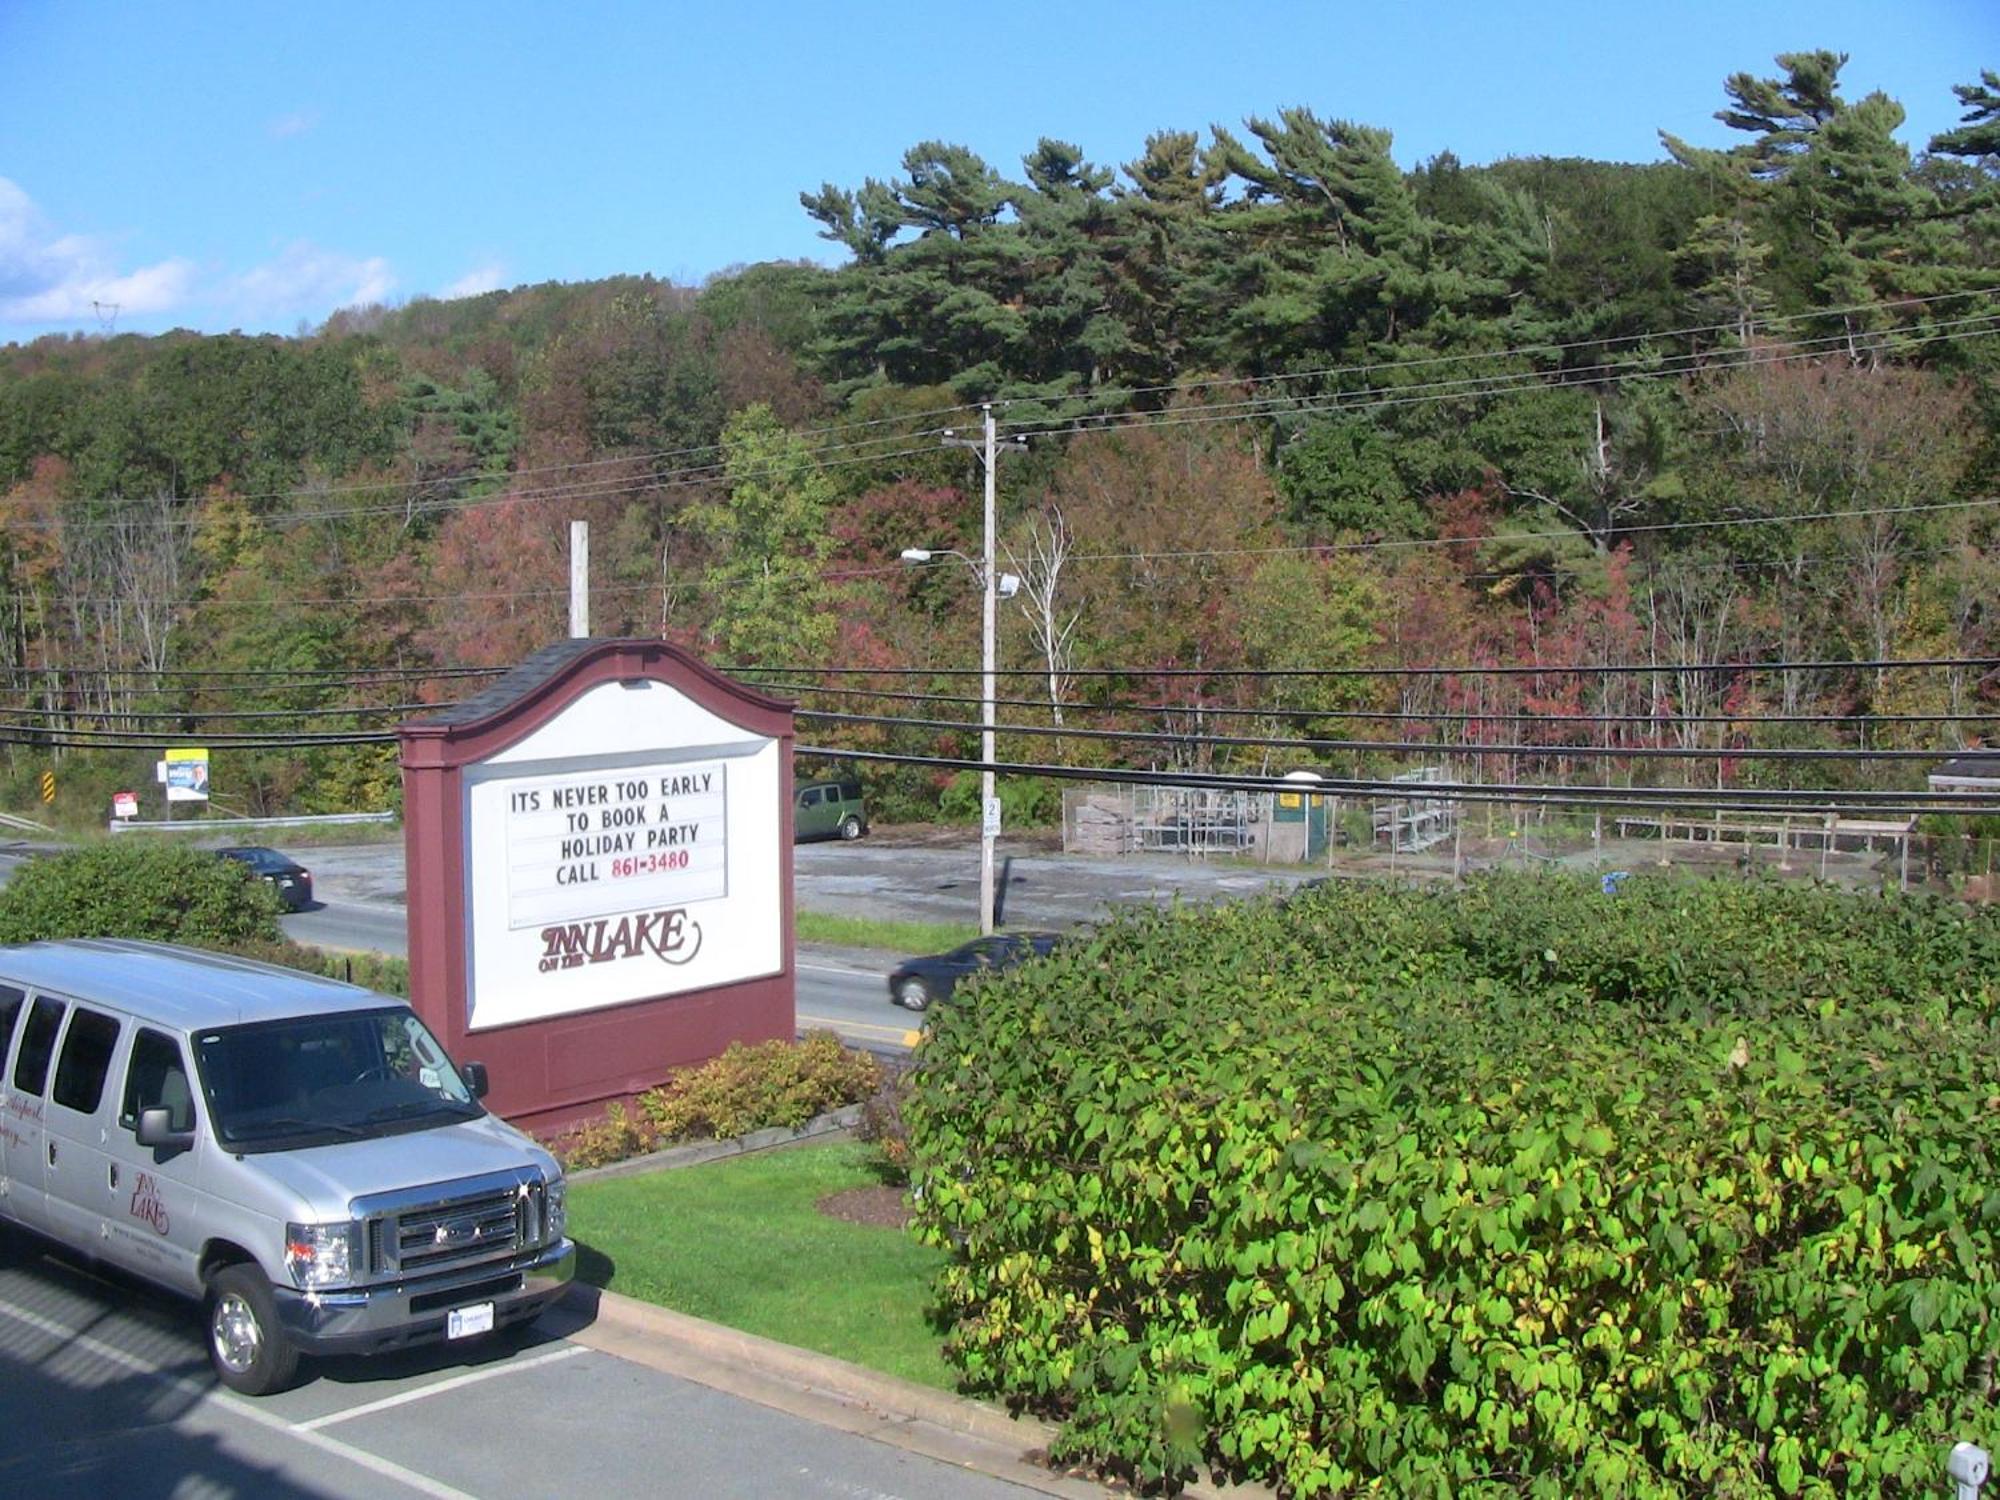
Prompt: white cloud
<box><xmin>0</xmin><ymin>176</ymin><xmax>196</xmax><ymax>323</ymax></box>
<box><xmin>439</xmin><ymin>261</ymin><xmax>506</xmax><ymax>300</ymax></box>
<box><xmin>268</xmin><ymin>109</ymin><xmax>320</xmax><ymax>139</ymax></box>
<box><xmin>227</xmin><ymin>240</ymin><xmax>395</xmax><ymax>319</ymax></box>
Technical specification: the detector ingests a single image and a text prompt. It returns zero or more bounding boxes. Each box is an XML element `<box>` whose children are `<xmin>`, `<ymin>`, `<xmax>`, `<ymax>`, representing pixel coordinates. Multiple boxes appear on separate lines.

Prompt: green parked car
<box><xmin>794</xmin><ymin>775</ymin><xmax>868</xmax><ymax>841</ymax></box>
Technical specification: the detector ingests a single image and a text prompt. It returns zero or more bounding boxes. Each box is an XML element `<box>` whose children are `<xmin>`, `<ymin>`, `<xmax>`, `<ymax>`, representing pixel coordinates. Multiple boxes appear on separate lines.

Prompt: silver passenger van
<box><xmin>0</xmin><ymin>939</ymin><xmax>575</xmax><ymax>1395</ymax></box>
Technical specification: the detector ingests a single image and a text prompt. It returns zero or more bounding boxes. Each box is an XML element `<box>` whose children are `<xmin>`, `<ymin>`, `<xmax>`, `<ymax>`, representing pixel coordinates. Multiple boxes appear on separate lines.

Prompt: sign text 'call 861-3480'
<box><xmin>503</xmin><ymin>761</ymin><xmax>727</xmax><ymax>928</ymax></box>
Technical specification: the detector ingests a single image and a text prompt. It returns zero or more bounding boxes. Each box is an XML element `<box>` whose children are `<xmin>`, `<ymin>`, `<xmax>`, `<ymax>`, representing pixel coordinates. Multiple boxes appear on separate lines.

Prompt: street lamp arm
<box><xmin>900</xmin><ymin>547</ymin><xmax>1011</xmax><ymax>594</ymax></box>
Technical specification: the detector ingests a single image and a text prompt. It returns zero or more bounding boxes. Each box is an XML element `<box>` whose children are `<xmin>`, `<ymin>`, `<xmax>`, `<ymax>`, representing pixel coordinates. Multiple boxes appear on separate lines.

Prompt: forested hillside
<box><xmin>1</xmin><ymin>52</ymin><xmax>1995</xmax><ymax>822</ymax></box>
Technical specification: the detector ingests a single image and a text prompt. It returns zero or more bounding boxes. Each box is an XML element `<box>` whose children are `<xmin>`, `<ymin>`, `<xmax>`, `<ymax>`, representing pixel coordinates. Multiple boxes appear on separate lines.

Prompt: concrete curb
<box><xmin>561</xmin><ymin>1283</ymin><xmax>1273</xmax><ymax>1500</ymax></box>
<box><xmin>566</xmin><ymin>1104</ymin><xmax>865</xmax><ymax>1185</ymax></box>
<box><xmin>559</xmin><ymin>1111</ymin><xmax>1276</xmax><ymax>1494</ymax></box>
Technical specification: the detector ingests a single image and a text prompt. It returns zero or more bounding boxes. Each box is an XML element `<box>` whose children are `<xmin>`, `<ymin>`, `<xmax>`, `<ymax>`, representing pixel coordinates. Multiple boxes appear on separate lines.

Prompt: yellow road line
<box><xmin>799</xmin><ymin>1012</ymin><xmax>922</xmax><ymax>1047</ymax></box>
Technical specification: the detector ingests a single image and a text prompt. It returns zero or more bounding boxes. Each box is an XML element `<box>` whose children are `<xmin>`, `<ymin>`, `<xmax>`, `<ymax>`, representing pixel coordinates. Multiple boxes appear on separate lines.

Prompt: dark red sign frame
<box><xmin>399</xmin><ymin>639</ymin><xmax>795</xmax><ymax>1135</ymax></box>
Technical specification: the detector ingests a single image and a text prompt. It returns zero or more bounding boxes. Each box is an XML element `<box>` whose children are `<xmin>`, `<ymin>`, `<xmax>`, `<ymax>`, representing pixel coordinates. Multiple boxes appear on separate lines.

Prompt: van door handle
<box><xmin>109</xmin><ymin>1163</ymin><xmax>119</xmax><ymax>1190</ymax></box>
<box><xmin>46</xmin><ymin>1140</ymin><xmax>56</xmax><ymax>1166</ymax></box>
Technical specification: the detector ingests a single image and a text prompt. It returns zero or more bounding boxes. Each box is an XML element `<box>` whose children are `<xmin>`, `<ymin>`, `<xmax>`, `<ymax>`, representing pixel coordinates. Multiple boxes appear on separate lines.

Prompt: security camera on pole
<box><xmin>908</xmin><ymin>403</ymin><xmax>1025</xmax><ymax>935</ymax></box>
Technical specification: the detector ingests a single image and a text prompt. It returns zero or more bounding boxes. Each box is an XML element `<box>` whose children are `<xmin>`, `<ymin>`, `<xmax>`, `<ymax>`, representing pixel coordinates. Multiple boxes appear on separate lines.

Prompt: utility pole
<box><xmin>570</xmin><ymin>521</ymin><xmax>589</xmax><ymax>638</ymax></box>
<box><xmin>943</xmin><ymin>405</ymin><xmax>1026</xmax><ymax>934</ymax></box>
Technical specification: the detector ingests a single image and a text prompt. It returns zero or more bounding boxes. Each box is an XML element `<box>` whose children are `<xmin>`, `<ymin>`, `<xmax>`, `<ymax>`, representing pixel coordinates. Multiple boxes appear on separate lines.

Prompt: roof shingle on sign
<box><xmin>406</xmin><ymin>639</ymin><xmax>601</xmax><ymax>730</ymax></box>
<box><xmin>403</xmin><ymin>638</ymin><xmax>792</xmax><ymax>740</ymax></box>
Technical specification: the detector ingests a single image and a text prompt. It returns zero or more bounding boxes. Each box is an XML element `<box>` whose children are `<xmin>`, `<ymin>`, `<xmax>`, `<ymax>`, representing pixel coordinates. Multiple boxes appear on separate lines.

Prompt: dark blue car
<box><xmin>217</xmin><ymin>845</ymin><xmax>314</xmax><ymax>911</ymax></box>
<box><xmin>887</xmin><ymin>931</ymin><xmax>1063</xmax><ymax>1012</ymax></box>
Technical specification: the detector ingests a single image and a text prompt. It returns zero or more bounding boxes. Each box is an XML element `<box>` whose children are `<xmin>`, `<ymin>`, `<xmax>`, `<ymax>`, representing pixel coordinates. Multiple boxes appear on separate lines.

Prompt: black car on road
<box><xmin>887</xmin><ymin>931</ymin><xmax>1063</xmax><ymax>1012</ymax></box>
<box><xmin>217</xmin><ymin>845</ymin><xmax>314</xmax><ymax>911</ymax></box>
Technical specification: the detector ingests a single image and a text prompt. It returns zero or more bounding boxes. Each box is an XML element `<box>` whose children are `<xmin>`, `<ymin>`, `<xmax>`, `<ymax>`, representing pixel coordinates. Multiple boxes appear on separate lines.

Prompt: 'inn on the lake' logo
<box><xmin>129</xmin><ymin>1173</ymin><xmax>170</xmax><ymax>1235</ymax></box>
<box><xmin>537</xmin><ymin>907</ymin><xmax>702</xmax><ymax>974</ymax></box>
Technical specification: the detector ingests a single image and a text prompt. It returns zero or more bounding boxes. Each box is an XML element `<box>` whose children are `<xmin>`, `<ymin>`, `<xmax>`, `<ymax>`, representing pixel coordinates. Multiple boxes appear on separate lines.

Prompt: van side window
<box><xmin>51</xmin><ymin>1007</ymin><xmax>122</xmax><ymax>1115</ymax></box>
<box><xmin>0</xmin><ymin>984</ymin><xmax>24</xmax><ymax>1070</ymax></box>
<box><xmin>121</xmin><ymin>1029</ymin><xmax>194</xmax><ymax>1134</ymax></box>
<box><xmin>12</xmin><ymin>996</ymin><xmax>67</xmax><ymax>1096</ymax></box>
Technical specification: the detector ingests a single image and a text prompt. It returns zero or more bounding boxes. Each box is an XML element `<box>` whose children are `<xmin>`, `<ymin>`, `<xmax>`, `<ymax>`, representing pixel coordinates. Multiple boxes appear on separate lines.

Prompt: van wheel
<box><xmin>839</xmin><ymin>815</ymin><xmax>863</xmax><ymax>841</ymax></box>
<box><xmin>205</xmin><ymin>1264</ymin><xmax>300</xmax><ymax>1396</ymax></box>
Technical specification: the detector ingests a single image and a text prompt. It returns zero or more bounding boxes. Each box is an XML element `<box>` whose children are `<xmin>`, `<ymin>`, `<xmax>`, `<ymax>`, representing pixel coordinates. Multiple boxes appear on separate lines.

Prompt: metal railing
<box><xmin>108</xmin><ymin>811</ymin><xmax>397</xmax><ymax>834</ymax></box>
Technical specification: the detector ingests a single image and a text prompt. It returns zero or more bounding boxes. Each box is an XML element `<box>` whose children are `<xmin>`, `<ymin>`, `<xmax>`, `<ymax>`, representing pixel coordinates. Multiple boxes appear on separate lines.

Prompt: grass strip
<box><xmin>795</xmin><ymin>911</ymin><xmax>976</xmax><ymax>955</ymax></box>
<box><xmin>566</xmin><ymin>1139</ymin><xmax>951</xmax><ymax>1389</ymax></box>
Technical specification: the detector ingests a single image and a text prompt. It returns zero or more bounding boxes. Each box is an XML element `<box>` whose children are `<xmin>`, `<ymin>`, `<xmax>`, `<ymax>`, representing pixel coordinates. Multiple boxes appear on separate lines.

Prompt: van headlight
<box><xmin>285</xmin><ymin>1221</ymin><xmax>358</xmax><ymax>1288</ymax></box>
<box><xmin>545</xmin><ymin>1175</ymin><xmax>568</xmax><ymax>1242</ymax></box>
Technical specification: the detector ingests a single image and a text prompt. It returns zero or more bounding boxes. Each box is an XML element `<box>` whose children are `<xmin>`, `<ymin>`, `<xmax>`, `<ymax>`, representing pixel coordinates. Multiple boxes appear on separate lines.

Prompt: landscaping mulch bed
<box><xmin>816</xmin><ymin>1184</ymin><xmax>911</xmax><ymax>1229</ymax></box>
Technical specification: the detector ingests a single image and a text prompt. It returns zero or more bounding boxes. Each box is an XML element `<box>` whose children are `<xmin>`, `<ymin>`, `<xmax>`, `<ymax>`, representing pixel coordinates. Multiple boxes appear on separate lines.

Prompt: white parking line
<box><xmin>296</xmin><ymin>1344</ymin><xmax>587</xmax><ymax>1430</ymax></box>
<box><xmin>0</xmin><ymin>1297</ymin><xmax>487</xmax><ymax>1500</ymax></box>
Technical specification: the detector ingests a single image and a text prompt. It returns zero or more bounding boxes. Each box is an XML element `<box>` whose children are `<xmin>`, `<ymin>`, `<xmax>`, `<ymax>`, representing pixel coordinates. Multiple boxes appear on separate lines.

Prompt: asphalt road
<box><xmin>0</xmin><ymin>1235</ymin><xmax>1054</xmax><ymax>1500</ymax></box>
<box><xmin>0</xmin><ymin>834</ymin><xmax>1308</xmax><ymax>1056</ymax></box>
<box><xmin>272</xmin><ymin>834</ymin><xmax>1308</xmax><ymax>1056</ymax></box>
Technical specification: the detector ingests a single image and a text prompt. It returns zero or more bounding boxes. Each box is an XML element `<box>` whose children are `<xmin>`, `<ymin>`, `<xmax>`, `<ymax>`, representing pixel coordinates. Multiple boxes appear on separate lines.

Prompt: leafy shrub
<box><xmin>639</xmin><ymin>1031</ymin><xmax>881</xmax><ymax>1141</ymax></box>
<box><xmin>555</xmin><ymin>1103</ymin><xmax>654</xmax><ymax>1171</ymax></box>
<box><xmin>224</xmin><ymin>937</ymin><xmax>411</xmax><ymax>996</ymax></box>
<box><xmin>905</xmin><ymin>873</ymin><xmax>2000</xmax><ymax>1496</ymax></box>
<box><xmin>938</xmin><ymin>770</ymin><xmax>1062</xmax><ymax>827</ymax></box>
<box><xmin>548</xmin><ymin>1032</ymin><xmax>883</xmax><ymax>1170</ymax></box>
<box><xmin>0</xmin><ymin>839</ymin><xmax>281</xmax><ymax>946</ymax></box>
<box><xmin>856</xmin><ymin>1059</ymin><xmax>914</xmax><ymax>1182</ymax></box>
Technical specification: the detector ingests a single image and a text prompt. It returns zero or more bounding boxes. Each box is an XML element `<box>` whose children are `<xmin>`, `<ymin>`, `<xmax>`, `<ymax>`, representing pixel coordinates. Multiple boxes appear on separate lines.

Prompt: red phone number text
<box><xmin>612</xmin><ymin>851</ymin><xmax>692</xmax><ymax>878</ymax></box>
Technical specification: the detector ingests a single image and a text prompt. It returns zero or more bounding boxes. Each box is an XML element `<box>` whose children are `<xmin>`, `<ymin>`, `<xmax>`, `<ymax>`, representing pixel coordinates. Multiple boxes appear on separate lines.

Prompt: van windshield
<box><xmin>194</xmin><ymin>1007</ymin><xmax>481</xmax><ymax>1153</ymax></box>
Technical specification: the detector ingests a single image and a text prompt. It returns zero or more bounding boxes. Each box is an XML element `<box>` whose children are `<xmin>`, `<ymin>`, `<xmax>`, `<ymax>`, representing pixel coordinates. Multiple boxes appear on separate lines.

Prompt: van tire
<box><xmin>205</xmin><ymin>1264</ymin><xmax>301</xmax><ymax>1396</ymax></box>
<box><xmin>839</xmin><ymin>815</ymin><xmax>863</xmax><ymax>841</ymax></box>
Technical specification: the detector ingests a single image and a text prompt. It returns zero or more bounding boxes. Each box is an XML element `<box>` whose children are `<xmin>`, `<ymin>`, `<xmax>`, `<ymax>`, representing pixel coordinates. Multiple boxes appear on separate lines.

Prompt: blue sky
<box><xmin>1</xmin><ymin>1</ymin><xmax>1992</xmax><ymax>344</ymax></box>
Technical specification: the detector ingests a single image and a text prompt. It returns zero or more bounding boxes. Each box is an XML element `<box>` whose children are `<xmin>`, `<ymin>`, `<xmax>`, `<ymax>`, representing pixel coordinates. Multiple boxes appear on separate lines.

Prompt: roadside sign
<box><xmin>38</xmin><ymin>770</ymin><xmax>54</xmax><ymax>803</ymax></box>
<box><xmin>112</xmin><ymin>791</ymin><xmax>138</xmax><ymax>819</ymax></box>
<box><xmin>164</xmin><ymin>746</ymin><xmax>210</xmax><ymax>803</ymax></box>
<box><xmin>982</xmin><ymin>795</ymin><xmax>1002</xmax><ymax>838</ymax></box>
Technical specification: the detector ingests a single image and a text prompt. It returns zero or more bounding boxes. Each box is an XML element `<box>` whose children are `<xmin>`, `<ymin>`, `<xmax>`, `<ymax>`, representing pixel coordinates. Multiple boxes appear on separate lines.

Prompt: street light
<box><xmin>906</xmin><ymin>406</ymin><xmax>1025</xmax><ymax>934</ymax></box>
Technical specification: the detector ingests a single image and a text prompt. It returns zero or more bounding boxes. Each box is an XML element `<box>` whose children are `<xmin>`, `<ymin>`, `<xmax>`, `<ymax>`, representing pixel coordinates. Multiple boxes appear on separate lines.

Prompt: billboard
<box><xmin>163</xmin><ymin>747</ymin><xmax>210</xmax><ymax>802</ymax></box>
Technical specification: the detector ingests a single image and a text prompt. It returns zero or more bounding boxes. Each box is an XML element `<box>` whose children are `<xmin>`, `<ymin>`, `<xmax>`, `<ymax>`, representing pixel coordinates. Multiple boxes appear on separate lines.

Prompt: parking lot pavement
<box><xmin>0</xmin><ymin>1242</ymin><xmax>1096</xmax><ymax>1500</ymax></box>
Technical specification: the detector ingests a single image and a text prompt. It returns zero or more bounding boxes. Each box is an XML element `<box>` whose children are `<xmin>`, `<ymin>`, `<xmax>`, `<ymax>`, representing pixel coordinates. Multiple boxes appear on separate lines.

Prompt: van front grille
<box><xmin>371</xmin><ymin>1185</ymin><xmax>524</xmax><ymax>1277</ymax></box>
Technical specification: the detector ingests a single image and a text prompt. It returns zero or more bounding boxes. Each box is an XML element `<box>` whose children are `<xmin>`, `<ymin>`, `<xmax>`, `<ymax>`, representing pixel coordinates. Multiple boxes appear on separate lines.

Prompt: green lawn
<box><xmin>566</xmin><ymin>1140</ymin><xmax>954</xmax><ymax>1389</ymax></box>
<box><xmin>794</xmin><ymin>910</ymin><xmax>976</xmax><ymax>955</ymax></box>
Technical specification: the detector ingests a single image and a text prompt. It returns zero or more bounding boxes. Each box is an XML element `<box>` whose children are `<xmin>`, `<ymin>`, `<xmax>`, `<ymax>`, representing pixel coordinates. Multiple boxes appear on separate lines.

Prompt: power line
<box><xmin>740</xmin><ymin>654</ymin><xmax>2000</xmax><ymax>681</ymax></box>
<box><xmin>795</xmin><ymin>744</ymin><xmax>2000</xmax><ymax>817</ymax></box>
<box><xmin>23</xmin><ymin>291</ymin><xmax>1995</xmax><ymax>538</ymax></box>
<box><xmin>1011</xmin><ymin>287</ymin><xmax>2000</xmax><ymax>417</ymax></box>
<box><xmin>762</xmin><ymin>677</ymin><xmax>2000</xmax><ymax>730</ymax></box>
<box><xmin>793</xmin><ymin>706</ymin><xmax>1968</xmax><ymax>762</ymax></box>
<box><xmin>1008</xmin><ymin>310</ymin><xmax>2000</xmax><ymax>446</ymax></box>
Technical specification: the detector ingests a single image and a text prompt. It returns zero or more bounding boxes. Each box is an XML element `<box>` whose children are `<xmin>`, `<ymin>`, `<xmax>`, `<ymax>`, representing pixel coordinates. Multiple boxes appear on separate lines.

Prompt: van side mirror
<box><xmin>135</xmin><ymin>1107</ymin><xmax>195</xmax><ymax>1151</ymax></box>
<box><xmin>461</xmin><ymin>1062</ymin><xmax>490</xmax><ymax>1099</ymax></box>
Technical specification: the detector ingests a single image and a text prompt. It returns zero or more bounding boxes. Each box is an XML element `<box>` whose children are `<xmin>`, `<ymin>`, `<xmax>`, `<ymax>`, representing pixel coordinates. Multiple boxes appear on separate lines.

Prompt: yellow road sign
<box><xmin>38</xmin><ymin>771</ymin><xmax>54</xmax><ymax>803</ymax></box>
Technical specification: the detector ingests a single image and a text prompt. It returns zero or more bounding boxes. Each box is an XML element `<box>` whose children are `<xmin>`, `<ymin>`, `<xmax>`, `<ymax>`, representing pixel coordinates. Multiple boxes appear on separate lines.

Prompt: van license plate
<box><xmin>447</xmin><ymin>1302</ymin><xmax>495</xmax><ymax>1339</ymax></box>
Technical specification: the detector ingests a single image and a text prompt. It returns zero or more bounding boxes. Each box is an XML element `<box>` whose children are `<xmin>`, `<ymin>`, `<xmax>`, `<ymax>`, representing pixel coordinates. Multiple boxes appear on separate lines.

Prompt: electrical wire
<box><xmin>793</xmin><ymin>743</ymin><xmax>2000</xmax><ymax>817</ymax></box>
<box><xmin>738</xmin><ymin>654</ymin><xmax>2000</xmax><ymax>681</ymax></box>
<box><xmin>792</xmin><ymin>706</ymin><xmax>1972</xmax><ymax>762</ymax></box>
<box><xmin>21</xmin><ymin>291</ymin><xmax>1996</xmax><ymax>537</ymax></box>
<box><xmin>754</xmin><ymin>676</ymin><xmax>2000</xmax><ymax>729</ymax></box>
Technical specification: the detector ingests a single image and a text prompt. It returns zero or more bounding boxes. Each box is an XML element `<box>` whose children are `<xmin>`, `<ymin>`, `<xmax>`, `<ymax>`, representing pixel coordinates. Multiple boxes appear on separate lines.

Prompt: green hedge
<box><xmin>904</xmin><ymin>874</ymin><xmax>2000</xmax><ymax>1496</ymax></box>
<box><xmin>0</xmin><ymin>840</ymin><xmax>282</xmax><ymax>946</ymax></box>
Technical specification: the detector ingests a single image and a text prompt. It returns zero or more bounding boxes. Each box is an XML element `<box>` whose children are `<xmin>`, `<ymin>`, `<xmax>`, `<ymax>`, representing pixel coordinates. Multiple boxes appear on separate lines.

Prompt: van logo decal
<box><xmin>129</xmin><ymin>1173</ymin><xmax>170</xmax><ymax>1235</ymax></box>
<box><xmin>536</xmin><ymin>907</ymin><xmax>702</xmax><ymax>974</ymax></box>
